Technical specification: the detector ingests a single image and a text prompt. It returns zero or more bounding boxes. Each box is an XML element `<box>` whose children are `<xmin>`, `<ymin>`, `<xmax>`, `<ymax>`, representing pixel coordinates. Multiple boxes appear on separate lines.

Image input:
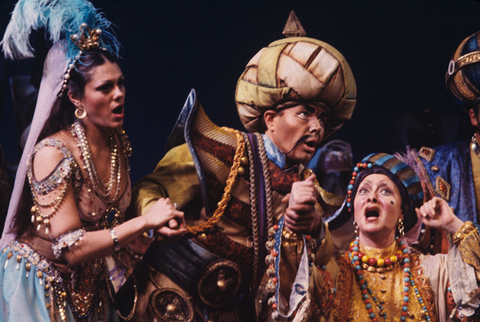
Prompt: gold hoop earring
<box><xmin>75</xmin><ymin>106</ymin><xmax>87</xmax><ymax>119</ymax></box>
<box><xmin>353</xmin><ymin>218</ymin><xmax>358</xmax><ymax>235</ymax></box>
<box><xmin>397</xmin><ymin>218</ymin><xmax>405</xmax><ymax>237</ymax></box>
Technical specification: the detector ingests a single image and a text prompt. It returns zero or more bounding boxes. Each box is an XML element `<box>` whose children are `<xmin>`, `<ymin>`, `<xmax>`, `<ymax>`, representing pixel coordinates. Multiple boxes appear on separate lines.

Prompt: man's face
<box><xmin>469</xmin><ymin>106</ymin><xmax>480</xmax><ymax>135</ymax></box>
<box><xmin>265</xmin><ymin>104</ymin><xmax>327</xmax><ymax>168</ymax></box>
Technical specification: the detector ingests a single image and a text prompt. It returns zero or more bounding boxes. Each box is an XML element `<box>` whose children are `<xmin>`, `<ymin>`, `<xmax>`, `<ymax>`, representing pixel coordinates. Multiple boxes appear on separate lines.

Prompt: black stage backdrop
<box><xmin>0</xmin><ymin>0</ymin><xmax>479</xmax><ymax>185</ymax></box>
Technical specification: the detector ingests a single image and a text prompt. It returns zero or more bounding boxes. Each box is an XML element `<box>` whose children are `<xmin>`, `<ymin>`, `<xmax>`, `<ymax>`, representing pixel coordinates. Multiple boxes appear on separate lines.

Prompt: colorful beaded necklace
<box><xmin>349</xmin><ymin>236</ymin><xmax>432</xmax><ymax>321</ymax></box>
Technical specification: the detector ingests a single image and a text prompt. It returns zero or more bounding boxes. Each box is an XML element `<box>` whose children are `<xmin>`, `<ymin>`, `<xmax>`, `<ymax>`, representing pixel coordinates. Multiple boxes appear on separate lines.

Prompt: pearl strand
<box><xmin>71</xmin><ymin>121</ymin><xmax>121</xmax><ymax>204</ymax></box>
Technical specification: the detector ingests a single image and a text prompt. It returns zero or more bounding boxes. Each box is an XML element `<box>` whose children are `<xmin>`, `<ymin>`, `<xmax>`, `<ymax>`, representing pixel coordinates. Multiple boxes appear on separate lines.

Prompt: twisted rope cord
<box><xmin>255</xmin><ymin>133</ymin><xmax>274</xmax><ymax>232</ymax></box>
<box><xmin>254</xmin><ymin>133</ymin><xmax>276</xmax><ymax>322</ymax></box>
<box><xmin>244</xmin><ymin>133</ymin><xmax>259</xmax><ymax>290</ymax></box>
<box><xmin>187</xmin><ymin>128</ymin><xmax>246</xmax><ymax>234</ymax></box>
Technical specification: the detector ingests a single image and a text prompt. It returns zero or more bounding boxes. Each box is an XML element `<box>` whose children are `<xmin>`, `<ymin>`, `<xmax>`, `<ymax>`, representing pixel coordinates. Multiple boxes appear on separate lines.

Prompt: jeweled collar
<box><xmin>262</xmin><ymin>134</ymin><xmax>286</xmax><ymax>170</ymax></box>
<box><xmin>360</xmin><ymin>239</ymin><xmax>397</xmax><ymax>258</ymax></box>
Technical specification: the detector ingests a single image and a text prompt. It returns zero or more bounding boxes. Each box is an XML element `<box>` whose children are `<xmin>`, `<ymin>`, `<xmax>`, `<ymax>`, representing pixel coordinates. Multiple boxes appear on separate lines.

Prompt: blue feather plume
<box><xmin>1</xmin><ymin>0</ymin><xmax>121</xmax><ymax>61</ymax></box>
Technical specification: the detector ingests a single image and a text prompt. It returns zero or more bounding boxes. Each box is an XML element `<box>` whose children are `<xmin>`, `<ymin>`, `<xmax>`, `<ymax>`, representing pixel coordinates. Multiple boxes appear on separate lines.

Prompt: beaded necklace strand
<box><xmin>71</xmin><ymin>121</ymin><xmax>122</xmax><ymax>204</ymax></box>
<box><xmin>349</xmin><ymin>237</ymin><xmax>432</xmax><ymax>321</ymax></box>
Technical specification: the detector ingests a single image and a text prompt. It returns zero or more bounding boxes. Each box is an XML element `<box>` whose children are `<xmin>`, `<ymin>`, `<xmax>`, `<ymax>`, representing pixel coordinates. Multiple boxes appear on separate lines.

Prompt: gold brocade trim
<box><xmin>453</xmin><ymin>71</ymin><xmax>478</xmax><ymax>103</ymax></box>
<box><xmin>333</xmin><ymin>254</ymin><xmax>354</xmax><ymax>321</ymax></box>
<box><xmin>452</xmin><ymin>221</ymin><xmax>477</xmax><ymax>245</ymax></box>
<box><xmin>187</xmin><ymin>128</ymin><xmax>245</xmax><ymax>234</ymax></box>
<box><xmin>454</xmin><ymin>51</ymin><xmax>480</xmax><ymax>71</ymax></box>
<box><xmin>409</xmin><ymin>252</ymin><xmax>437</xmax><ymax>321</ymax></box>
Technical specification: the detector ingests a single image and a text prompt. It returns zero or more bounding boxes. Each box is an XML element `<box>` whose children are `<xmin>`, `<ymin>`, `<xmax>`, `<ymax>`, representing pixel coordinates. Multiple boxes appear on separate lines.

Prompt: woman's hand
<box><xmin>154</xmin><ymin>218</ymin><xmax>187</xmax><ymax>242</ymax></box>
<box><xmin>282</xmin><ymin>175</ymin><xmax>322</xmax><ymax>235</ymax></box>
<box><xmin>415</xmin><ymin>197</ymin><xmax>464</xmax><ymax>235</ymax></box>
<box><xmin>144</xmin><ymin>198</ymin><xmax>187</xmax><ymax>241</ymax></box>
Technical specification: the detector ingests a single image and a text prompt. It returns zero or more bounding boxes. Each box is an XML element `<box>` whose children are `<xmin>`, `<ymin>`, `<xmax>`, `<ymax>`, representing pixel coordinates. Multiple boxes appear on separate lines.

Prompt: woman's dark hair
<box><xmin>11</xmin><ymin>49</ymin><xmax>119</xmax><ymax>239</ymax></box>
<box><xmin>38</xmin><ymin>48</ymin><xmax>119</xmax><ymax>141</ymax></box>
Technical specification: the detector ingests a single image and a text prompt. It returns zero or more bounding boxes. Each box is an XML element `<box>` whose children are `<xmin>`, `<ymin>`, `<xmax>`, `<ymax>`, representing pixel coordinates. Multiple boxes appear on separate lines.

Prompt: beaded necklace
<box><xmin>27</xmin><ymin>139</ymin><xmax>82</xmax><ymax>234</ymax></box>
<box><xmin>349</xmin><ymin>236</ymin><xmax>432</xmax><ymax>322</ymax></box>
<box><xmin>71</xmin><ymin>121</ymin><xmax>122</xmax><ymax>205</ymax></box>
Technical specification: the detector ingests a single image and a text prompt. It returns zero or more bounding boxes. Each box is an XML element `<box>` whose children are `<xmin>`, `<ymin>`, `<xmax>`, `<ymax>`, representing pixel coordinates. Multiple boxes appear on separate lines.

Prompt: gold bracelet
<box><xmin>110</xmin><ymin>228</ymin><xmax>120</xmax><ymax>252</ymax></box>
<box><xmin>281</xmin><ymin>228</ymin><xmax>300</xmax><ymax>247</ymax></box>
<box><xmin>452</xmin><ymin>221</ymin><xmax>476</xmax><ymax>245</ymax></box>
<box><xmin>281</xmin><ymin>228</ymin><xmax>320</xmax><ymax>247</ymax></box>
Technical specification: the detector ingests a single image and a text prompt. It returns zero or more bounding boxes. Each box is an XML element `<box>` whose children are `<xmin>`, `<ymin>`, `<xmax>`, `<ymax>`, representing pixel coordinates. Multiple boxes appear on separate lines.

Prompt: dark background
<box><xmin>0</xmin><ymin>0</ymin><xmax>479</xmax><ymax>187</ymax></box>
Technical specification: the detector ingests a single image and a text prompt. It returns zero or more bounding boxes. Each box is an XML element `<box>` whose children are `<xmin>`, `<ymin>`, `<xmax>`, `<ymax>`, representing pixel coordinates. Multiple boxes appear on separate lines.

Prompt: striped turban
<box><xmin>235</xmin><ymin>36</ymin><xmax>356</xmax><ymax>137</ymax></box>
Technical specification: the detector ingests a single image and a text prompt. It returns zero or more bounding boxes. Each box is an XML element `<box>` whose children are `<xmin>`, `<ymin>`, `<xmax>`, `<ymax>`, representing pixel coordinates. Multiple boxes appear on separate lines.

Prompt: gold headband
<box><xmin>446</xmin><ymin>51</ymin><xmax>480</xmax><ymax>82</ymax></box>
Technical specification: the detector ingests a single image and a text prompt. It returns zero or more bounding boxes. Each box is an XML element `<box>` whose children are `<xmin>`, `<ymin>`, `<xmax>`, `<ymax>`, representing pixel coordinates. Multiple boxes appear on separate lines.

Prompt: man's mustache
<box><xmin>284</xmin><ymin>134</ymin><xmax>318</xmax><ymax>155</ymax></box>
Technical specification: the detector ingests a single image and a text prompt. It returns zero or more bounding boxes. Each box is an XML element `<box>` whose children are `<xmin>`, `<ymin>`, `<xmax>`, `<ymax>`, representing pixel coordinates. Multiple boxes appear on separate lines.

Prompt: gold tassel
<box><xmin>37</xmin><ymin>270</ymin><xmax>43</xmax><ymax>285</ymax></box>
<box><xmin>16</xmin><ymin>254</ymin><xmax>22</xmax><ymax>270</ymax></box>
<box><xmin>4</xmin><ymin>251</ymin><xmax>13</xmax><ymax>269</ymax></box>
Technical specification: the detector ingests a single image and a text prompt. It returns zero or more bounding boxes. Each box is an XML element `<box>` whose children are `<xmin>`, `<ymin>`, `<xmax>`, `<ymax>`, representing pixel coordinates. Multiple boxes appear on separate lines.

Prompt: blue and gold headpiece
<box><xmin>346</xmin><ymin>153</ymin><xmax>424</xmax><ymax>233</ymax></box>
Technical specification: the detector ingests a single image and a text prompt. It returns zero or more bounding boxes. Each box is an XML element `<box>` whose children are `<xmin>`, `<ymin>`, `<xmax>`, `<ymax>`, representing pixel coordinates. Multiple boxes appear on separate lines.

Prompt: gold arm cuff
<box><xmin>452</xmin><ymin>221</ymin><xmax>477</xmax><ymax>245</ymax></box>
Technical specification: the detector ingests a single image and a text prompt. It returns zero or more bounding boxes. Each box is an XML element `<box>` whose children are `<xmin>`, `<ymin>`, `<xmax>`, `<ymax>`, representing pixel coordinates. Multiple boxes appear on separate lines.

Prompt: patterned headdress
<box><xmin>445</xmin><ymin>31</ymin><xmax>480</xmax><ymax>109</ymax></box>
<box><xmin>235</xmin><ymin>11</ymin><xmax>356</xmax><ymax>137</ymax></box>
<box><xmin>346</xmin><ymin>153</ymin><xmax>424</xmax><ymax>233</ymax></box>
<box><xmin>0</xmin><ymin>0</ymin><xmax>121</xmax><ymax>247</ymax></box>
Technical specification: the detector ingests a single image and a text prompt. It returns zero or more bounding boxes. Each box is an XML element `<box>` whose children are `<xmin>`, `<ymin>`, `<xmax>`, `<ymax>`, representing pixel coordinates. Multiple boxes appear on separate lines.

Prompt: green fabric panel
<box><xmin>258</xmin><ymin>43</ymin><xmax>288</xmax><ymax>87</ymax></box>
<box><xmin>235</xmin><ymin>79</ymin><xmax>291</xmax><ymax>107</ymax></box>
